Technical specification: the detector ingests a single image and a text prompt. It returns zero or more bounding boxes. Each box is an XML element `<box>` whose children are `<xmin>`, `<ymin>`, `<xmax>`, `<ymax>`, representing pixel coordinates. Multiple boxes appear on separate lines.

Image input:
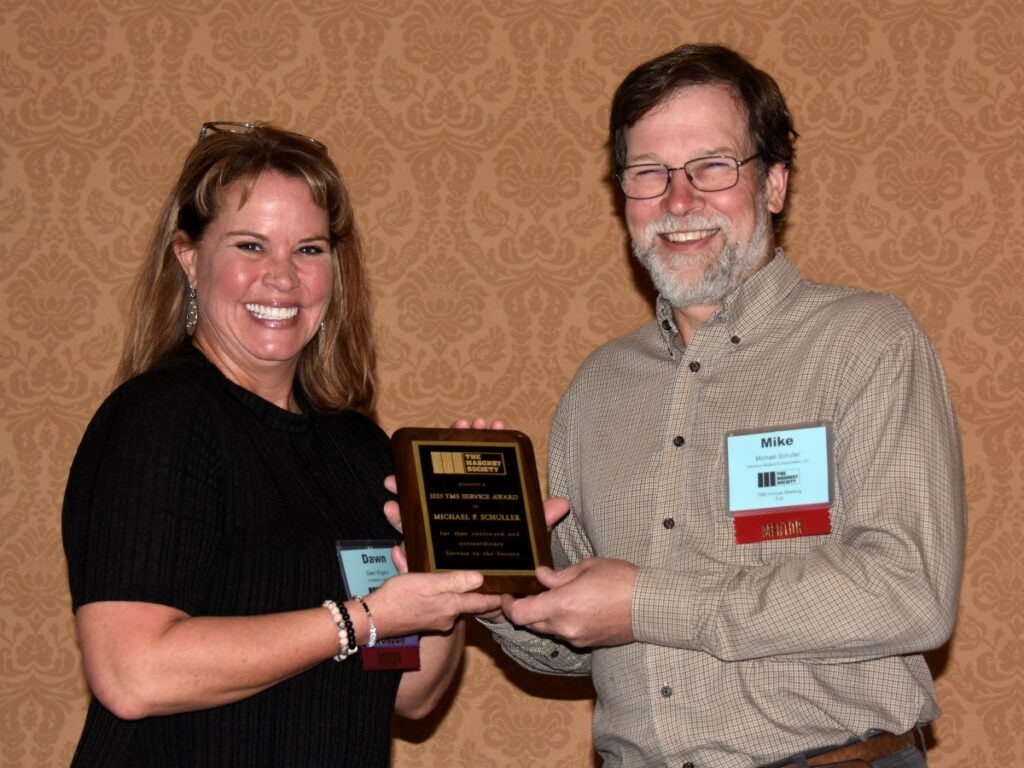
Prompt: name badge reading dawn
<box><xmin>336</xmin><ymin>540</ymin><xmax>419</xmax><ymax>671</ymax></box>
<box><xmin>725</xmin><ymin>423</ymin><xmax>833</xmax><ymax>544</ymax></box>
<box><xmin>391</xmin><ymin>427</ymin><xmax>552</xmax><ymax>594</ymax></box>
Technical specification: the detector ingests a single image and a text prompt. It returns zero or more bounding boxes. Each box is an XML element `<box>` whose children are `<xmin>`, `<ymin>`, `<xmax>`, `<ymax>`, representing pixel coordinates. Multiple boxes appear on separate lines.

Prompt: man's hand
<box><xmin>473</xmin><ymin>496</ymin><xmax>571</xmax><ymax>624</ymax></box>
<box><xmin>450</xmin><ymin>417</ymin><xmax>506</xmax><ymax>430</ymax></box>
<box><xmin>500</xmin><ymin>558</ymin><xmax>638</xmax><ymax>648</ymax></box>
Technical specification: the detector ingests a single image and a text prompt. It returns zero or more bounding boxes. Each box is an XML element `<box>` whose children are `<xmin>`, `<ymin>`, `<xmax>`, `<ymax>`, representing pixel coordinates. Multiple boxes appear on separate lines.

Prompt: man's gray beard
<box><xmin>631</xmin><ymin>201</ymin><xmax>772</xmax><ymax>309</ymax></box>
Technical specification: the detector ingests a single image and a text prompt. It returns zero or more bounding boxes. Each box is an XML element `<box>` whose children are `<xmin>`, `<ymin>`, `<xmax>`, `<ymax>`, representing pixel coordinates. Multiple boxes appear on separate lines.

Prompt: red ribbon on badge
<box><xmin>361</xmin><ymin>636</ymin><xmax>421</xmax><ymax>671</ymax></box>
<box><xmin>733</xmin><ymin>503</ymin><xmax>831</xmax><ymax>544</ymax></box>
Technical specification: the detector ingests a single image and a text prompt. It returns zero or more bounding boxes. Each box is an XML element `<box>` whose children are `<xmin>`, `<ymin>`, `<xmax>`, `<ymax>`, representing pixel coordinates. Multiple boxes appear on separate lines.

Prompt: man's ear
<box><xmin>765</xmin><ymin>162</ymin><xmax>789</xmax><ymax>215</ymax></box>
<box><xmin>172</xmin><ymin>231</ymin><xmax>198</xmax><ymax>286</ymax></box>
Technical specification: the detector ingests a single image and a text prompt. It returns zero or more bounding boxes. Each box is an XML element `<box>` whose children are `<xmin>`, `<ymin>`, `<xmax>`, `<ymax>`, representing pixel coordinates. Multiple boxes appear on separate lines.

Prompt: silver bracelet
<box><xmin>355</xmin><ymin>595</ymin><xmax>377</xmax><ymax>648</ymax></box>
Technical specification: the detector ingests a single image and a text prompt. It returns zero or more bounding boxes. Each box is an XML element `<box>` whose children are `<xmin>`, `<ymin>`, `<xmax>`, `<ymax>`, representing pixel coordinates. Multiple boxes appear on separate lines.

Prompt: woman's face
<box><xmin>174</xmin><ymin>170</ymin><xmax>334</xmax><ymax>398</ymax></box>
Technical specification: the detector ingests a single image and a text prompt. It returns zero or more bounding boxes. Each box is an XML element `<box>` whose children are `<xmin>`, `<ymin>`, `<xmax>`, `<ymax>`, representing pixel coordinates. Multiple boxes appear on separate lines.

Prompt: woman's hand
<box><xmin>367</xmin><ymin>571</ymin><xmax>500</xmax><ymax>638</ymax></box>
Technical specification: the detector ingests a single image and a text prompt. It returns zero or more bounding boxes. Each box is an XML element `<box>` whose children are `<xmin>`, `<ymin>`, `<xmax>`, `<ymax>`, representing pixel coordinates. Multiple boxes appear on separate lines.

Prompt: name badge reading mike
<box><xmin>725</xmin><ymin>423</ymin><xmax>833</xmax><ymax>544</ymax></box>
<box><xmin>336</xmin><ymin>540</ymin><xmax>420</xmax><ymax>671</ymax></box>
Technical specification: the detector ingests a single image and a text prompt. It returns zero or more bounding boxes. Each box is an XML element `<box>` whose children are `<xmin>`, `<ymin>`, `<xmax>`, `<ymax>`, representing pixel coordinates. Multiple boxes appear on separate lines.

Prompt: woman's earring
<box><xmin>185</xmin><ymin>286</ymin><xmax>199</xmax><ymax>336</ymax></box>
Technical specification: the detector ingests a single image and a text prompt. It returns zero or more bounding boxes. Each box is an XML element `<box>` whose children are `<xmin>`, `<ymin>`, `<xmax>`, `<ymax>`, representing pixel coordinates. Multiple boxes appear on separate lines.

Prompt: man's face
<box><xmin>623</xmin><ymin>85</ymin><xmax>788</xmax><ymax>309</ymax></box>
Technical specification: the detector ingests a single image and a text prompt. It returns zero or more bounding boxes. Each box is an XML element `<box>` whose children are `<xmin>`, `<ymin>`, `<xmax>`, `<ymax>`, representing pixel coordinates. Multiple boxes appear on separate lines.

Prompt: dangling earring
<box><xmin>185</xmin><ymin>286</ymin><xmax>199</xmax><ymax>336</ymax></box>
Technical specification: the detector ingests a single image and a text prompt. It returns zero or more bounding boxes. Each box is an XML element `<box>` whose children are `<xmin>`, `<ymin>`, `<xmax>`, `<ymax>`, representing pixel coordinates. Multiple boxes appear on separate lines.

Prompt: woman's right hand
<box><xmin>366</xmin><ymin>570</ymin><xmax>500</xmax><ymax>638</ymax></box>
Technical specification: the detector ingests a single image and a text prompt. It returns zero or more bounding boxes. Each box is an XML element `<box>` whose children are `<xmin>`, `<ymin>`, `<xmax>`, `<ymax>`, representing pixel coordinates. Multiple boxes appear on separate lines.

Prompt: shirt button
<box><xmin>672</xmin><ymin>435</ymin><xmax>685</xmax><ymax>446</ymax></box>
<box><xmin>730</xmin><ymin>335</ymin><xmax>741</xmax><ymax>345</ymax></box>
<box><xmin>663</xmin><ymin>518</ymin><xmax>675</xmax><ymax>529</ymax></box>
<box><xmin>660</xmin><ymin>685</ymin><xmax>672</xmax><ymax>698</ymax></box>
<box><xmin>662</xmin><ymin>319</ymin><xmax>672</xmax><ymax>330</ymax></box>
<box><xmin>550</xmin><ymin>650</ymin><xmax>560</xmax><ymax>658</ymax></box>
<box><xmin>689</xmin><ymin>361</ymin><xmax>700</xmax><ymax>372</ymax></box>
<box><xmin>683</xmin><ymin>763</ymin><xmax>695</xmax><ymax>768</ymax></box>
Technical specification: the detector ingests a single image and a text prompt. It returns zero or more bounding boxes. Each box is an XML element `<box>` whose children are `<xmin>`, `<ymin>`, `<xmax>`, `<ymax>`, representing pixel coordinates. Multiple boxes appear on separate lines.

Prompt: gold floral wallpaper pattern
<box><xmin>0</xmin><ymin>1</ymin><xmax>1020</xmax><ymax>765</ymax></box>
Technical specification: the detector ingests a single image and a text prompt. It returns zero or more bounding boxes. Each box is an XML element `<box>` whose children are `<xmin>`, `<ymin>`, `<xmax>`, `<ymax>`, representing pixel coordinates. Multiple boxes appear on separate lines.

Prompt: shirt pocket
<box><xmin>747</xmin><ymin>495</ymin><xmax>846</xmax><ymax>565</ymax></box>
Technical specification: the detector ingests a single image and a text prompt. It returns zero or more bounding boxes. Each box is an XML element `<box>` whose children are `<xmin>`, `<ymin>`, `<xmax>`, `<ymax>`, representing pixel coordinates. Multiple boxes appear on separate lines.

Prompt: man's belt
<box><xmin>772</xmin><ymin>729</ymin><xmax>919</xmax><ymax>768</ymax></box>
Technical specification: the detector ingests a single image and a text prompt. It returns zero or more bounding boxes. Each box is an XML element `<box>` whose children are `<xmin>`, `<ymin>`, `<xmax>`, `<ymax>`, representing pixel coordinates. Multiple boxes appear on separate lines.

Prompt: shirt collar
<box><xmin>655</xmin><ymin>248</ymin><xmax>802</xmax><ymax>355</ymax></box>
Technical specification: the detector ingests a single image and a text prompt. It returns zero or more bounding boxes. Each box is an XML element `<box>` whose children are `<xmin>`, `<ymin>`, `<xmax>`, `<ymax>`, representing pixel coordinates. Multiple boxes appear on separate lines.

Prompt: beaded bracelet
<box><xmin>338</xmin><ymin>601</ymin><xmax>358</xmax><ymax>657</ymax></box>
<box><xmin>355</xmin><ymin>595</ymin><xmax>377</xmax><ymax>648</ymax></box>
<box><xmin>322</xmin><ymin>599</ymin><xmax>353</xmax><ymax>662</ymax></box>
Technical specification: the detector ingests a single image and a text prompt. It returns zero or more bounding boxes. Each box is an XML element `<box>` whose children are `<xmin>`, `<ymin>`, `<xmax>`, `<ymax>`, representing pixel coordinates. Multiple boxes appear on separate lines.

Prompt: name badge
<box><xmin>336</xmin><ymin>540</ymin><xmax>420</xmax><ymax>671</ymax></box>
<box><xmin>725</xmin><ymin>423</ymin><xmax>833</xmax><ymax>544</ymax></box>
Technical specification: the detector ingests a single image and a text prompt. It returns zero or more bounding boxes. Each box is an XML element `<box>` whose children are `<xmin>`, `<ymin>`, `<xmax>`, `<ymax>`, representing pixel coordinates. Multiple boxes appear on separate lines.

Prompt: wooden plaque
<box><xmin>391</xmin><ymin>427</ymin><xmax>552</xmax><ymax>594</ymax></box>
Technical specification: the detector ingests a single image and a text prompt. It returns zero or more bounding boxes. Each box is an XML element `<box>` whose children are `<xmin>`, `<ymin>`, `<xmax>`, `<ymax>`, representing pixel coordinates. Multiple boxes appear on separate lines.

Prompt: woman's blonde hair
<box><xmin>116</xmin><ymin>123</ymin><xmax>376</xmax><ymax>414</ymax></box>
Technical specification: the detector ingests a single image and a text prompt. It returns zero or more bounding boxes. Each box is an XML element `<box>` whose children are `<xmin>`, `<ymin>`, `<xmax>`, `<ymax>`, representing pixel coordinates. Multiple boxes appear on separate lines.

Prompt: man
<box><xmin>486</xmin><ymin>44</ymin><xmax>966</xmax><ymax>768</ymax></box>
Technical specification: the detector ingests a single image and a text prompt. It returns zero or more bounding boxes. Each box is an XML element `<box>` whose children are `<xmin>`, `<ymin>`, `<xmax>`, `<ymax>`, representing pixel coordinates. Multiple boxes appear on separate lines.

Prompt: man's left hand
<box><xmin>501</xmin><ymin>558</ymin><xmax>638</xmax><ymax>648</ymax></box>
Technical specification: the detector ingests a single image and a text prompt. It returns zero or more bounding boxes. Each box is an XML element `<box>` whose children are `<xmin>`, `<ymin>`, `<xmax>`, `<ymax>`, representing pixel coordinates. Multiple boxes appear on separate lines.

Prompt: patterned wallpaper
<box><xmin>0</xmin><ymin>1</ymin><xmax>1020</xmax><ymax>765</ymax></box>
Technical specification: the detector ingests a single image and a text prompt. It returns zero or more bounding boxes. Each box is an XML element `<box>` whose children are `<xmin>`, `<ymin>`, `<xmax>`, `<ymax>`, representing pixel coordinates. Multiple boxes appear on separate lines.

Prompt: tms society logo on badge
<box><xmin>757</xmin><ymin>469</ymin><xmax>801</xmax><ymax>488</ymax></box>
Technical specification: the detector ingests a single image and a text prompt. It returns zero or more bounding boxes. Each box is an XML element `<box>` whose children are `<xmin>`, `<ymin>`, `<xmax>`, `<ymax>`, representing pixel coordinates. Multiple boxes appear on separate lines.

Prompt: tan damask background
<box><xmin>0</xmin><ymin>0</ymin><xmax>1020</xmax><ymax>765</ymax></box>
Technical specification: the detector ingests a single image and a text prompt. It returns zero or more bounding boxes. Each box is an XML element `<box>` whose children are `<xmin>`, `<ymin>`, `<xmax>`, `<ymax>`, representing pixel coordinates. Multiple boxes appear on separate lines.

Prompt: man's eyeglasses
<box><xmin>618</xmin><ymin>154</ymin><xmax>760</xmax><ymax>199</ymax></box>
<box><xmin>197</xmin><ymin>121</ymin><xmax>329</xmax><ymax>154</ymax></box>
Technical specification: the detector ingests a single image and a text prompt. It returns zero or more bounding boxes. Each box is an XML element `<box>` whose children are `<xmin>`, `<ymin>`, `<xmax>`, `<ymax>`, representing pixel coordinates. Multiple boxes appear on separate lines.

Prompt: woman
<box><xmin>61</xmin><ymin>122</ymin><xmax>501</xmax><ymax>766</ymax></box>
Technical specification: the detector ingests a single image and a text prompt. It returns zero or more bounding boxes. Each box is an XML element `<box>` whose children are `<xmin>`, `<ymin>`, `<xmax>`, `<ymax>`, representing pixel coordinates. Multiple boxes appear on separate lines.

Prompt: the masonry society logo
<box><xmin>430</xmin><ymin>451</ymin><xmax>507</xmax><ymax>476</ymax></box>
<box><xmin>757</xmin><ymin>469</ymin><xmax>801</xmax><ymax>488</ymax></box>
